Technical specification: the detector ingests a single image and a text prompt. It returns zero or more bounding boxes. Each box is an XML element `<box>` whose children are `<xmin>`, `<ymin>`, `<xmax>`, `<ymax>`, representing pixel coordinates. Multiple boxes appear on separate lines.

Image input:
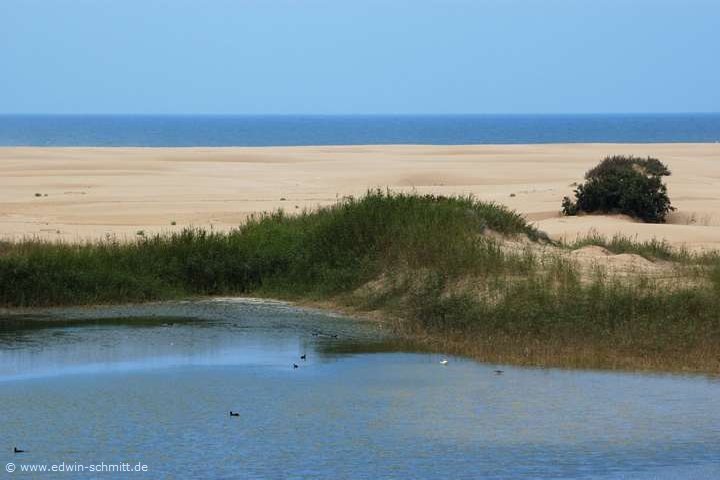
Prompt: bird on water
<box><xmin>440</xmin><ymin>359</ymin><xmax>448</xmax><ymax>365</ymax></box>
<box><xmin>293</xmin><ymin>363</ymin><xmax>299</xmax><ymax>369</ymax></box>
<box><xmin>495</xmin><ymin>370</ymin><xmax>504</xmax><ymax>375</ymax></box>
<box><xmin>14</xmin><ymin>447</ymin><xmax>25</xmax><ymax>453</ymax></box>
<box><xmin>300</xmin><ymin>354</ymin><xmax>306</xmax><ymax>360</ymax></box>
<box><xmin>229</xmin><ymin>411</ymin><xmax>239</xmax><ymax>417</ymax></box>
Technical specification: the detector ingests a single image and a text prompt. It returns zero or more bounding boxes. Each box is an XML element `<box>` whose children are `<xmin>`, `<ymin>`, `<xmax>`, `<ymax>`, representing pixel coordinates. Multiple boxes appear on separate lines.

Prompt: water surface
<box><xmin>1</xmin><ymin>299</ymin><xmax>718</xmax><ymax>479</ymax></box>
<box><xmin>2</xmin><ymin>114</ymin><xmax>720</xmax><ymax>146</ymax></box>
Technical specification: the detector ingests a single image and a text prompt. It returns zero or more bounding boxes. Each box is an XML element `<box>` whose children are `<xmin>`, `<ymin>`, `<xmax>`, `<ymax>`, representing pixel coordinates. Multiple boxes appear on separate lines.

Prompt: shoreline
<box><xmin>3</xmin><ymin>293</ymin><xmax>718</xmax><ymax>376</ymax></box>
<box><xmin>2</xmin><ymin>143</ymin><xmax>720</xmax><ymax>249</ymax></box>
<box><xmin>295</xmin><ymin>298</ymin><xmax>720</xmax><ymax>376</ymax></box>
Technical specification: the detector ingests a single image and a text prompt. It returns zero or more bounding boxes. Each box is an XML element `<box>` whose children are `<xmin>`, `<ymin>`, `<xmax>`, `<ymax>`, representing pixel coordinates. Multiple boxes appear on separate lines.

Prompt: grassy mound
<box><xmin>1</xmin><ymin>190</ymin><xmax>719</xmax><ymax>372</ymax></box>
<box><xmin>0</xmin><ymin>191</ymin><xmax>535</xmax><ymax>306</ymax></box>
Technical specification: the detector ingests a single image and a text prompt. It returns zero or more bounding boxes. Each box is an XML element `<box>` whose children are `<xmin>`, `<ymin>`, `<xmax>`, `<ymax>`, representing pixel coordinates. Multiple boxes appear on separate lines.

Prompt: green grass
<box><xmin>0</xmin><ymin>191</ymin><xmax>535</xmax><ymax>307</ymax></box>
<box><xmin>1</xmin><ymin>190</ymin><xmax>719</xmax><ymax>372</ymax></box>
<box><xmin>564</xmin><ymin>232</ymin><xmax>682</xmax><ymax>261</ymax></box>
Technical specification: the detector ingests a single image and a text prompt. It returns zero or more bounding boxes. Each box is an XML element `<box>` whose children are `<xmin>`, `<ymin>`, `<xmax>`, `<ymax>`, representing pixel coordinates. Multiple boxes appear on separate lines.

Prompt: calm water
<box><xmin>2</xmin><ymin>114</ymin><xmax>720</xmax><ymax>146</ymax></box>
<box><xmin>1</xmin><ymin>299</ymin><xmax>719</xmax><ymax>479</ymax></box>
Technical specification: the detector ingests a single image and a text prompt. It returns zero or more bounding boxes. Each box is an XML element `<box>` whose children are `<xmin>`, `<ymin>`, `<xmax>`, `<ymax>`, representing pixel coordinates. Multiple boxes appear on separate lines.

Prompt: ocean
<box><xmin>1</xmin><ymin>114</ymin><xmax>719</xmax><ymax>147</ymax></box>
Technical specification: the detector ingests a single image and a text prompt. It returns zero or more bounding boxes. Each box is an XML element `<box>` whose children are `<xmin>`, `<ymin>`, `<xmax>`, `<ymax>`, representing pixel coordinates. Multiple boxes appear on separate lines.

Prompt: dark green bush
<box><xmin>561</xmin><ymin>155</ymin><xmax>674</xmax><ymax>223</ymax></box>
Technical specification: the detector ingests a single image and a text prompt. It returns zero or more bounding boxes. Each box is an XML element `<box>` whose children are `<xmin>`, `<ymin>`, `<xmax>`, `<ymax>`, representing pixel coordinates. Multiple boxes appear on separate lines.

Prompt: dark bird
<box><xmin>14</xmin><ymin>447</ymin><xmax>25</xmax><ymax>454</ymax></box>
<box><xmin>300</xmin><ymin>354</ymin><xmax>306</xmax><ymax>360</ymax></box>
<box><xmin>494</xmin><ymin>370</ymin><xmax>504</xmax><ymax>375</ymax></box>
<box><xmin>293</xmin><ymin>364</ymin><xmax>299</xmax><ymax>369</ymax></box>
<box><xmin>229</xmin><ymin>411</ymin><xmax>239</xmax><ymax>417</ymax></box>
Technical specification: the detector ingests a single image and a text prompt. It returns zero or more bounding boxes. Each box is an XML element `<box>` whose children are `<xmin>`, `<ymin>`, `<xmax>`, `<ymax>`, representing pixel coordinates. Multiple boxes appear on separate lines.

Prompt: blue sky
<box><xmin>2</xmin><ymin>0</ymin><xmax>718</xmax><ymax>114</ymax></box>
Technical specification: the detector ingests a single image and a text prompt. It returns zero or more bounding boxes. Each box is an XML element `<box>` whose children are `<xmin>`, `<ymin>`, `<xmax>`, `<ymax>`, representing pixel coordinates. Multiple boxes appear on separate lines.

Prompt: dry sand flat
<box><xmin>1</xmin><ymin>144</ymin><xmax>719</xmax><ymax>249</ymax></box>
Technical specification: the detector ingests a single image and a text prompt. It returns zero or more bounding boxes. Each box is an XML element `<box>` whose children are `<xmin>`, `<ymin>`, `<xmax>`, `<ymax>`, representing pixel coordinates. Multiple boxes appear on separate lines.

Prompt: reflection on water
<box><xmin>0</xmin><ymin>299</ymin><xmax>384</xmax><ymax>380</ymax></box>
<box><xmin>1</xmin><ymin>298</ymin><xmax>719</xmax><ymax>479</ymax></box>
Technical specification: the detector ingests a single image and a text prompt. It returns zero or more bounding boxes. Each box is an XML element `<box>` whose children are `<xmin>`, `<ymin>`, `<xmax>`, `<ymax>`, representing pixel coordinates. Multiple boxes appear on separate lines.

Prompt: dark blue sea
<box><xmin>1</xmin><ymin>114</ymin><xmax>719</xmax><ymax>146</ymax></box>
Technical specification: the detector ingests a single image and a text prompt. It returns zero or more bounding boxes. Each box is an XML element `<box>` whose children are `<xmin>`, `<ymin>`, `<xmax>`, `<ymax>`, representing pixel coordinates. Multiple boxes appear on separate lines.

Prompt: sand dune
<box><xmin>1</xmin><ymin>144</ymin><xmax>719</xmax><ymax>249</ymax></box>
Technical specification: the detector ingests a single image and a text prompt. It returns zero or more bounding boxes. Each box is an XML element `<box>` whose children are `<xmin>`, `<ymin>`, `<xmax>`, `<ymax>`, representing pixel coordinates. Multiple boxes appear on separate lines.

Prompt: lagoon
<box><xmin>1</xmin><ymin>299</ymin><xmax>719</xmax><ymax>479</ymax></box>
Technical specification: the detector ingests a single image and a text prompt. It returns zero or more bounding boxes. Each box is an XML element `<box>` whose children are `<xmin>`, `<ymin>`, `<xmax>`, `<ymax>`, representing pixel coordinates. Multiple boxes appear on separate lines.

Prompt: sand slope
<box><xmin>1</xmin><ymin>144</ymin><xmax>719</xmax><ymax>249</ymax></box>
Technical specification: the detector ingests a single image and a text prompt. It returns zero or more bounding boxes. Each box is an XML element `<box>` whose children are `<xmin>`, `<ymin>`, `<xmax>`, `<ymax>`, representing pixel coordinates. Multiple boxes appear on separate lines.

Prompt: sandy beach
<box><xmin>2</xmin><ymin>143</ymin><xmax>719</xmax><ymax>249</ymax></box>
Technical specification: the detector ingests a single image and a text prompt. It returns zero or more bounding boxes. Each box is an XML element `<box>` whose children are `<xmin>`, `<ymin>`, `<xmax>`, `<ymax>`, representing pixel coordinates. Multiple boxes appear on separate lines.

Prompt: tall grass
<box><xmin>0</xmin><ymin>191</ymin><xmax>535</xmax><ymax>306</ymax></box>
<box><xmin>1</xmin><ymin>190</ymin><xmax>718</xmax><ymax>372</ymax></box>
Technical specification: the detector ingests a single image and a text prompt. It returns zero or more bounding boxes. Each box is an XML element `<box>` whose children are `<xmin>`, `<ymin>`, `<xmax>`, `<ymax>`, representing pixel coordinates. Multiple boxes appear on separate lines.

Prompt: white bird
<box><xmin>440</xmin><ymin>359</ymin><xmax>448</xmax><ymax>365</ymax></box>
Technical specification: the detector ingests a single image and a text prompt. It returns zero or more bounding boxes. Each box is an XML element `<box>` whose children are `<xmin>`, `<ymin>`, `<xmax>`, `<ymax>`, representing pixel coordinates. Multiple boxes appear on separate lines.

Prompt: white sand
<box><xmin>2</xmin><ymin>144</ymin><xmax>719</xmax><ymax>249</ymax></box>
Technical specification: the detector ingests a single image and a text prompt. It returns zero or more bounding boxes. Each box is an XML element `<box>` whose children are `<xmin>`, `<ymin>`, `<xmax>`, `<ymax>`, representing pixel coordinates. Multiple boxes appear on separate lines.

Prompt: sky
<box><xmin>2</xmin><ymin>0</ymin><xmax>719</xmax><ymax>115</ymax></box>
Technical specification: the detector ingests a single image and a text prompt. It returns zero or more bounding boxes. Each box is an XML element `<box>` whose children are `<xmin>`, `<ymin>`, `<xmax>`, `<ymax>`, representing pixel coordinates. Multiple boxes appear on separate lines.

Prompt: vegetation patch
<box><xmin>1</xmin><ymin>190</ymin><xmax>718</xmax><ymax>373</ymax></box>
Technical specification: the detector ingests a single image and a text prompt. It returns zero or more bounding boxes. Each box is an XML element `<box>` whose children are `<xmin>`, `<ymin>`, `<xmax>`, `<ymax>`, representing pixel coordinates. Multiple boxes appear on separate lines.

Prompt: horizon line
<box><xmin>2</xmin><ymin>112</ymin><xmax>720</xmax><ymax>117</ymax></box>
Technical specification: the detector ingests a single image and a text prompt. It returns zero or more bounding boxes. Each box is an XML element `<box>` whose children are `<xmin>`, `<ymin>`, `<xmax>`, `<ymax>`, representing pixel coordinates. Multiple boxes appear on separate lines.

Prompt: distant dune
<box><xmin>1</xmin><ymin>143</ymin><xmax>719</xmax><ymax>249</ymax></box>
